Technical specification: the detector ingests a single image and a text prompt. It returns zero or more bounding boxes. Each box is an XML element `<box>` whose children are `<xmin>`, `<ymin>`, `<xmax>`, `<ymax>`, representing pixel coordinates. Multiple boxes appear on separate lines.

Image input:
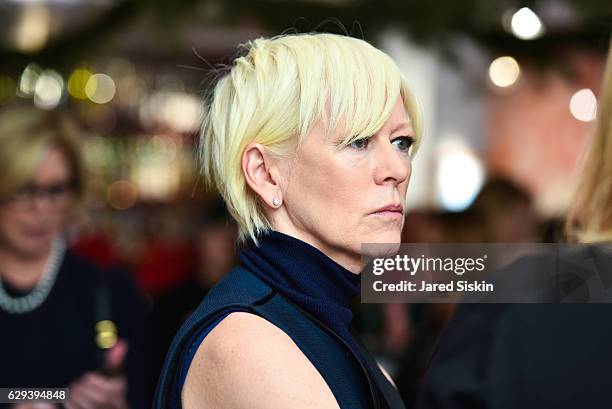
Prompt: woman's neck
<box><xmin>0</xmin><ymin>245</ymin><xmax>51</xmax><ymax>291</ymax></box>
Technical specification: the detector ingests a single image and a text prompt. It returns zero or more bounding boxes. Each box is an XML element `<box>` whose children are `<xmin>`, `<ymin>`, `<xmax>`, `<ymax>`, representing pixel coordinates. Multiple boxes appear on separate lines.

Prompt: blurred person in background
<box><xmin>374</xmin><ymin>211</ymin><xmax>449</xmax><ymax>364</ymax></box>
<box><xmin>154</xmin><ymin>32</ymin><xmax>423</xmax><ymax>409</ymax></box>
<box><xmin>150</xmin><ymin>197</ymin><xmax>237</xmax><ymax>393</ymax></box>
<box><xmin>469</xmin><ymin>177</ymin><xmax>540</xmax><ymax>243</ymax></box>
<box><xmin>389</xmin><ymin>210</ymin><xmax>472</xmax><ymax>407</ymax></box>
<box><xmin>0</xmin><ymin>104</ymin><xmax>151</xmax><ymax>409</ymax></box>
<box><xmin>134</xmin><ymin>206</ymin><xmax>196</xmax><ymax>295</ymax></box>
<box><xmin>416</xmin><ymin>39</ymin><xmax>612</xmax><ymax>409</ymax></box>
<box><xmin>386</xmin><ymin>181</ymin><xmax>536</xmax><ymax>406</ymax></box>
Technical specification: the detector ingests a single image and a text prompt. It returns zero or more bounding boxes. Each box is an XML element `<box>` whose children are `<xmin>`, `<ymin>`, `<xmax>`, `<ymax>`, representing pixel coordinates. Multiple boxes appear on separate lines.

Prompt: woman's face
<box><xmin>0</xmin><ymin>145</ymin><xmax>74</xmax><ymax>258</ymax></box>
<box><xmin>275</xmin><ymin>96</ymin><xmax>415</xmax><ymax>271</ymax></box>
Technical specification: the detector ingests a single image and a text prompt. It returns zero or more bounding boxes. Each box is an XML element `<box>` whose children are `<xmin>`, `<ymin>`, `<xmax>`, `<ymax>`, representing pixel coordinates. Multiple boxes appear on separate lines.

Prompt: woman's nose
<box><xmin>30</xmin><ymin>193</ymin><xmax>55</xmax><ymax>212</ymax></box>
<box><xmin>373</xmin><ymin>140</ymin><xmax>411</xmax><ymax>185</ymax></box>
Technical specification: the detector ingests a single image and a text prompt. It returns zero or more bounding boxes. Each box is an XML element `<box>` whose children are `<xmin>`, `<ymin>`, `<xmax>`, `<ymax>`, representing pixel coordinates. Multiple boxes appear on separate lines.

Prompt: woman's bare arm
<box><xmin>182</xmin><ymin>312</ymin><xmax>340</xmax><ymax>409</ymax></box>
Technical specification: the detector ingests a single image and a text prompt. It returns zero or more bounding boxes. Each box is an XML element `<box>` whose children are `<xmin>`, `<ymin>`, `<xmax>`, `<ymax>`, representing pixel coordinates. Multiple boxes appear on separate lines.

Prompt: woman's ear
<box><xmin>242</xmin><ymin>142</ymin><xmax>283</xmax><ymax>209</ymax></box>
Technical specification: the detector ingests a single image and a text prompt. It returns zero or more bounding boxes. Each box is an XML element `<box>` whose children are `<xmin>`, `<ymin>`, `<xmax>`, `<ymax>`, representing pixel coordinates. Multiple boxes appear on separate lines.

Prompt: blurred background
<box><xmin>0</xmin><ymin>0</ymin><xmax>610</xmax><ymax>406</ymax></box>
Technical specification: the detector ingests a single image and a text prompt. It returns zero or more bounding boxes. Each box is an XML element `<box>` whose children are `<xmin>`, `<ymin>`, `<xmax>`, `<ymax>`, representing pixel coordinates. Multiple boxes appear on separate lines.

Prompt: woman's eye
<box><xmin>393</xmin><ymin>136</ymin><xmax>415</xmax><ymax>153</ymax></box>
<box><xmin>349</xmin><ymin>137</ymin><xmax>370</xmax><ymax>150</ymax></box>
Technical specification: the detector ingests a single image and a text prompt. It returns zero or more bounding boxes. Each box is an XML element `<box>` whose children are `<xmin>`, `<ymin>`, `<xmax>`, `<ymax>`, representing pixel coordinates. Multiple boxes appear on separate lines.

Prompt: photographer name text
<box><xmin>372</xmin><ymin>280</ymin><xmax>494</xmax><ymax>293</ymax></box>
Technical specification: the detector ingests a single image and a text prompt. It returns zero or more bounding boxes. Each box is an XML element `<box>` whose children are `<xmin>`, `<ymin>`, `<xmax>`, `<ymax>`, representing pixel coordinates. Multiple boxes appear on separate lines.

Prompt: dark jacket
<box><xmin>417</xmin><ymin>245</ymin><xmax>612</xmax><ymax>409</ymax></box>
<box><xmin>0</xmin><ymin>251</ymin><xmax>151</xmax><ymax>409</ymax></box>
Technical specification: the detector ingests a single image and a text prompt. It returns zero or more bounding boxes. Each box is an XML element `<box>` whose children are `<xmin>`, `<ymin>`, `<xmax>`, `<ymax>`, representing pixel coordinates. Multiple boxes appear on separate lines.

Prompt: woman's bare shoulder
<box><xmin>182</xmin><ymin>311</ymin><xmax>340</xmax><ymax>409</ymax></box>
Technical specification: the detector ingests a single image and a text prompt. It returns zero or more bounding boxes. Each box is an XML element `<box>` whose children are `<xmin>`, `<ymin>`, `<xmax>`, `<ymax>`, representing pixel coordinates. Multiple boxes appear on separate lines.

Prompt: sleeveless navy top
<box><xmin>156</xmin><ymin>230</ymin><xmax>406</xmax><ymax>409</ymax></box>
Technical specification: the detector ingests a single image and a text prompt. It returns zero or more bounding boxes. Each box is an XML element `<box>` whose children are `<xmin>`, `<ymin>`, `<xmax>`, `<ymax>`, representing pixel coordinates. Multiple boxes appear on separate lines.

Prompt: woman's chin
<box><xmin>363</xmin><ymin>229</ymin><xmax>402</xmax><ymax>244</ymax></box>
<box><xmin>369</xmin><ymin>241</ymin><xmax>401</xmax><ymax>252</ymax></box>
<box><xmin>358</xmin><ymin>231</ymin><xmax>402</xmax><ymax>259</ymax></box>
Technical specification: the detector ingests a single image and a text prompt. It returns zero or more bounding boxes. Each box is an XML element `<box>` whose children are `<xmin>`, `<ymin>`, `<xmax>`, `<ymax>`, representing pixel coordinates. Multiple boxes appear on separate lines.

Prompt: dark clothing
<box><xmin>0</xmin><ymin>250</ymin><xmax>152</xmax><ymax>409</ymax></box>
<box><xmin>154</xmin><ymin>230</ymin><xmax>406</xmax><ymax>409</ymax></box>
<box><xmin>238</xmin><ymin>229</ymin><xmax>363</xmax><ymax>367</ymax></box>
<box><xmin>151</xmin><ymin>278</ymin><xmax>208</xmax><ymax>393</ymax></box>
<box><xmin>417</xmin><ymin>245</ymin><xmax>612</xmax><ymax>409</ymax></box>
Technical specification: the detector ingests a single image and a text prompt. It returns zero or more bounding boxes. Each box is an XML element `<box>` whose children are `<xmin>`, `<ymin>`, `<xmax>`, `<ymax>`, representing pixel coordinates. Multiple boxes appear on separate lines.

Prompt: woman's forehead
<box><xmin>34</xmin><ymin>146</ymin><xmax>72</xmax><ymax>181</ymax></box>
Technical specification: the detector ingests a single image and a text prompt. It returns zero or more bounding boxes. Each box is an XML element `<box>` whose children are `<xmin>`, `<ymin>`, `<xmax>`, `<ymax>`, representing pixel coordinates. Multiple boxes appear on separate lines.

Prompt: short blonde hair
<box><xmin>200</xmin><ymin>33</ymin><xmax>423</xmax><ymax>245</ymax></box>
<box><xmin>0</xmin><ymin>104</ymin><xmax>87</xmax><ymax>207</ymax></box>
<box><xmin>566</xmin><ymin>39</ymin><xmax>612</xmax><ymax>243</ymax></box>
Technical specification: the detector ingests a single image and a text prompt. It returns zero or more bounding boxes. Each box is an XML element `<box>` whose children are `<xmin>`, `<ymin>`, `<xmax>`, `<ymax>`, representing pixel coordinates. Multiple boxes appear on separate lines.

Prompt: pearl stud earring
<box><xmin>272</xmin><ymin>198</ymin><xmax>281</xmax><ymax>207</ymax></box>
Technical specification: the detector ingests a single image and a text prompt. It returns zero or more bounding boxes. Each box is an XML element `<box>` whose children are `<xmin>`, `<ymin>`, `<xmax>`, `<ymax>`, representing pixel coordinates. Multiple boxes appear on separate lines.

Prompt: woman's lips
<box><xmin>22</xmin><ymin>228</ymin><xmax>51</xmax><ymax>239</ymax></box>
<box><xmin>372</xmin><ymin>210</ymin><xmax>403</xmax><ymax>218</ymax></box>
<box><xmin>371</xmin><ymin>203</ymin><xmax>404</xmax><ymax>218</ymax></box>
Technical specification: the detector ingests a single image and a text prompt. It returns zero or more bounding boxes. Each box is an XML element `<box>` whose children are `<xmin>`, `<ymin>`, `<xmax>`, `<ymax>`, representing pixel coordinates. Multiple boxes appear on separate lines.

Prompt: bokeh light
<box><xmin>436</xmin><ymin>139</ymin><xmax>485</xmax><ymax>212</ymax></box>
<box><xmin>569</xmin><ymin>88</ymin><xmax>597</xmax><ymax>122</ymax></box>
<box><xmin>14</xmin><ymin>4</ymin><xmax>50</xmax><ymax>53</ymax></box>
<box><xmin>33</xmin><ymin>70</ymin><xmax>64</xmax><ymax>110</ymax></box>
<box><xmin>488</xmin><ymin>56</ymin><xmax>521</xmax><ymax>88</ymax></box>
<box><xmin>18</xmin><ymin>64</ymin><xmax>42</xmax><ymax>97</ymax></box>
<box><xmin>129</xmin><ymin>135</ymin><xmax>182</xmax><ymax>201</ymax></box>
<box><xmin>160</xmin><ymin>93</ymin><xmax>201</xmax><ymax>133</ymax></box>
<box><xmin>139</xmin><ymin>91</ymin><xmax>201</xmax><ymax>132</ymax></box>
<box><xmin>107</xmin><ymin>180</ymin><xmax>138</xmax><ymax>210</ymax></box>
<box><xmin>85</xmin><ymin>73</ymin><xmax>116</xmax><ymax>104</ymax></box>
<box><xmin>68</xmin><ymin>68</ymin><xmax>93</xmax><ymax>100</ymax></box>
<box><xmin>510</xmin><ymin>7</ymin><xmax>544</xmax><ymax>40</ymax></box>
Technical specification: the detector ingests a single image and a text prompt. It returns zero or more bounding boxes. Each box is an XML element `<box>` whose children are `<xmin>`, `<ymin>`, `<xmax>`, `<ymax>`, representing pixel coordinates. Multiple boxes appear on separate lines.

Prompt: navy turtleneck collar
<box><xmin>237</xmin><ymin>230</ymin><xmax>360</xmax><ymax>339</ymax></box>
<box><xmin>237</xmin><ymin>229</ymin><xmax>405</xmax><ymax>408</ymax></box>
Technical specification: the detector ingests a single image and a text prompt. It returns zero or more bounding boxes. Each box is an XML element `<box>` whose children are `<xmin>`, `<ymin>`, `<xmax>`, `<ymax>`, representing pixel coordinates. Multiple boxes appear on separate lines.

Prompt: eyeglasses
<box><xmin>3</xmin><ymin>181</ymin><xmax>76</xmax><ymax>209</ymax></box>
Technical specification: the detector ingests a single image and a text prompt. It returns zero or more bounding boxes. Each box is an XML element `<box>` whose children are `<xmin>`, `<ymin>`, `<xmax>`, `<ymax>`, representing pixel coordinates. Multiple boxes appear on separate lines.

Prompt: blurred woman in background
<box><xmin>0</xmin><ymin>105</ymin><xmax>150</xmax><ymax>409</ymax></box>
<box><xmin>417</xmin><ymin>39</ymin><xmax>612</xmax><ymax>409</ymax></box>
<box><xmin>565</xmin><ymin>46</ymin><xmax>612</xmax><ymax>244</ymax></box>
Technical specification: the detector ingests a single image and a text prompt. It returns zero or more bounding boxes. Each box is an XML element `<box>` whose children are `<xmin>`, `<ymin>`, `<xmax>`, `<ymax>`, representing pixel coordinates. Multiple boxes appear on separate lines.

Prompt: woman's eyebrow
<box><xmin>390</xmin><ymin>122</ymin><xmax>414</xmax><ymax>134</ymax></box>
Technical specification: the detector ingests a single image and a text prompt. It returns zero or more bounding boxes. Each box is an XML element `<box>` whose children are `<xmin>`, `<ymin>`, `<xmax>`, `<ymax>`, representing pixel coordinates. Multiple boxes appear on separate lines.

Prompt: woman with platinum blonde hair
<box><xmin>154</xmin><ymin>32</ymin><xmax>422</xmax><ymax>409</ymax></box>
